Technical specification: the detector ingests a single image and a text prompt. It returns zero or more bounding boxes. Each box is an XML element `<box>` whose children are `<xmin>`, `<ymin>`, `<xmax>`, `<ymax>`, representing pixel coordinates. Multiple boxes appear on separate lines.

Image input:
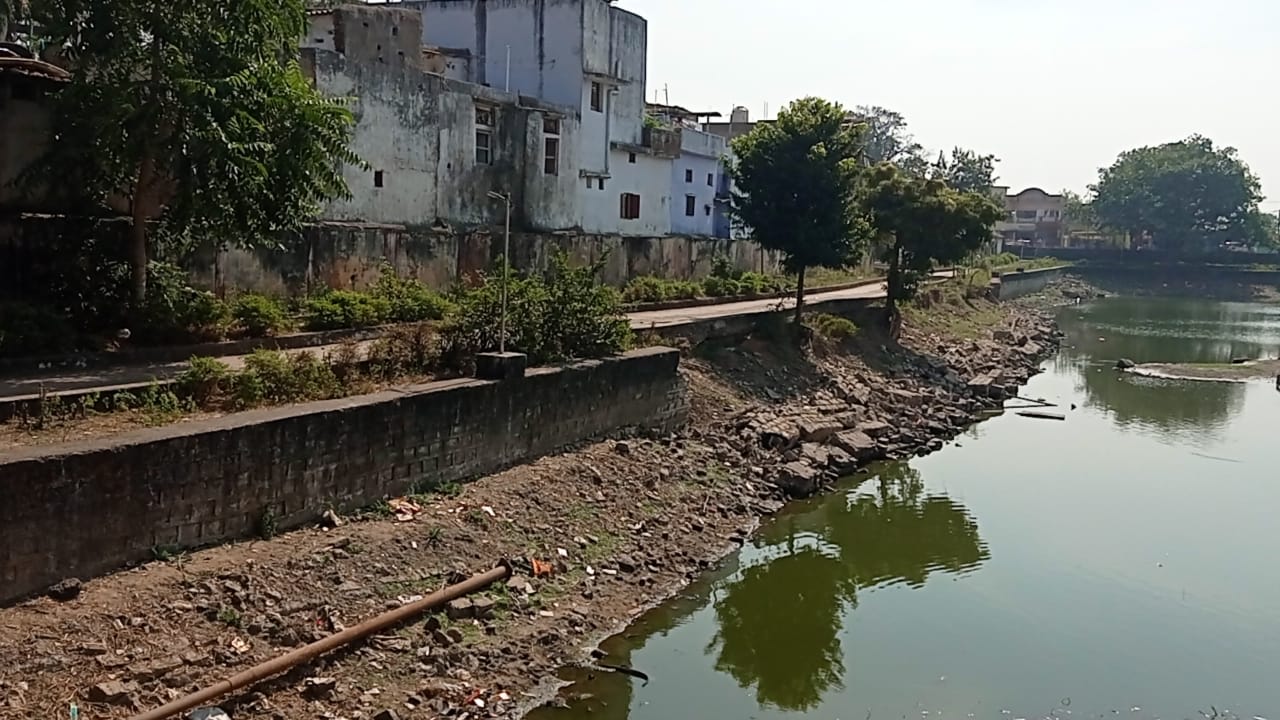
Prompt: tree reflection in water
<box><xmin>706</xmin><ymin>463</ymin><xmax>989</xmax><ymax>712</ymax></box>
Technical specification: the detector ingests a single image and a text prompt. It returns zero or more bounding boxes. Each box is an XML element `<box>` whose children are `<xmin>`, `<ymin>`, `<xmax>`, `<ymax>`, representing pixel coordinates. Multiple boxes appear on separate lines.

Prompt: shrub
<box><xmin>371</xmin><ymin>267</ymin><xmax>454</xmax><ymax>322</ymax></box>
<box><xmin>368</xmin><ymin>324</ymin><xmax>439</xmax><ymax>378</ymax></box>
<box><xmin>231</xmin><ymin>349</ymin><xmax>340</xmax><ymax>407</ymax></box>
<box><xmin>232</xmin><ymin>294</ymin><xmax>291</xmax><ymax>337</ymax></box>
<box><xmin>441</xmin><ymin>253</ymin><xmax>631</xmax><ymax>369</ymax></box>
<box><xmin>621</xmin><ymin>276</ymin><xmax>701</xmax><ymax>304</ymax></box>
<box><xmin>304</xmin><ymin>291</ymin><xmax>392</xmax><ymax>330</ymax></box>
<box><xmin>702</xmin><ymin>275</ymin><xmax>743</xmax><ymax>297</ymax></box>
<box><xmin>133</xmin><ymin>264</ymin><xmax>231</xmax><ymax>344</ymax></box>
<box><xmin>177</xmin><ymin>356</ymin><xmax>232</xmax><ymax>405</ymax></box>
<box><xmin>809</xmin><ymin>313</ymin><xmax>859</xmax><ymax>340</ymax></box>
<box><xmin>0</xmin><ymin>302</ymin><xmax>79</xmax><ymax>358</ymax></box>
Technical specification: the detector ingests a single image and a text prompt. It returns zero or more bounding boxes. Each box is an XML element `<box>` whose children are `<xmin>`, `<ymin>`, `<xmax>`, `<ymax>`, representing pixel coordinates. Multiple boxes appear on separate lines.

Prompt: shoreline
<box><xmin>0</xmin><ymin>292</ymin><xmax>1063</xmax><ymax>720</ymax></box>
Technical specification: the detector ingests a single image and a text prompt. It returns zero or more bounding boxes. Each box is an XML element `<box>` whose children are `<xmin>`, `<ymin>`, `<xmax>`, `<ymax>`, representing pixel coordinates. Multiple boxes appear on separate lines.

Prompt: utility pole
<box><xmin>487</xmin><ymin>191</ymin><xmax>512</xmax><ymax>353</ymax></box>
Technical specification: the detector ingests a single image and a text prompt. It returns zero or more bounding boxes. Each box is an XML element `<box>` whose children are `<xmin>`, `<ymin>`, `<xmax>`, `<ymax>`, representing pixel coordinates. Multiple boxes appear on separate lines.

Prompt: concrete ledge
<box><xmin>0</xmin><ymin>347</ymin><xmax>687</xmax><ymax>604</ymax></box>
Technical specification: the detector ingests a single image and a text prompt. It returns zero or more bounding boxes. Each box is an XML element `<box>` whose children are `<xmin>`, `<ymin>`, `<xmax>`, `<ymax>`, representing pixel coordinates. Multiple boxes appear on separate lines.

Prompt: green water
<box><xmin>528</xmin><ymin>297</ymin><xmax>1280</xmax><ymax>720</ymax></box>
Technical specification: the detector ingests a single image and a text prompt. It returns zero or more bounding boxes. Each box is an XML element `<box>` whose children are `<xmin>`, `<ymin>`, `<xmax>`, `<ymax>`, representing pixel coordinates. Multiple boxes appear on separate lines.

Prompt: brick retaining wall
<box><xmin>0</xmin><ymin>347</ymin><xmax>687</xmax><ymax>604</ymax></box>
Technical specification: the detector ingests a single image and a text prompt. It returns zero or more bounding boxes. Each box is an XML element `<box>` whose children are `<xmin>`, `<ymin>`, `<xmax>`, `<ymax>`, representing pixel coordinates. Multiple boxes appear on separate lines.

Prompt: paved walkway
<box><xmin>0</xmin><ymin>277</ymin><xmax>910</xmax><ymax>402</ymax></box>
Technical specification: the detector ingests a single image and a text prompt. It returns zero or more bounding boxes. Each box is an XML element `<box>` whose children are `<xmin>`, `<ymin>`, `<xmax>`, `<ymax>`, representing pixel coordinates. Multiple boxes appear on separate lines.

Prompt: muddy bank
<box><xmin>0</xmin><ymin>295</ymin><xmax>1060</xmax><ymax>720</ymax></box>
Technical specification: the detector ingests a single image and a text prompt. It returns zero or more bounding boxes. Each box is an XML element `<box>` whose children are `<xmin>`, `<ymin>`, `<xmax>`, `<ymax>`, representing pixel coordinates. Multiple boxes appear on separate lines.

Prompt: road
<box><xmin>0</xmin><ymin>276</ymin><xmax>914</xmax><ymax>401</ymax></box>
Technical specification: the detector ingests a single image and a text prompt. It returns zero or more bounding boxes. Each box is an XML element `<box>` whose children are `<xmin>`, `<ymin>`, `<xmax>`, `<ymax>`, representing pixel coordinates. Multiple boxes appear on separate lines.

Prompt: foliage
<box><xmin>731</xmin><ymin>97</ymin><xmax>872</xmax><ymax>325</ymax></box>
<box><xmin>231</xmin><ymin>349</ymin><xmax>340</xmax><ymax>407</ymax></box>
<box><xmin>27</xmin><ymin>0</ymin><xmax>360</xmax><ymax>303</ymax></box>
<box><xmin>176</xmin><ymin>356</ymin><xmax>232</xmax><ymax>404</ymax></box>
<box><xmin>931</xmin><ymin>147</ymin><xmax>998</xmax><ymax>194</ymax></box>
<box><xmin>860</xmin><ymin>163</ymin><xmax>1004</xmax><ymax>335</ymax></box>
<box><xmin>231</xmin><ymin>294</ymin><xmax>291</xmax><ymax>337</ymax></box>
<box><xmin>807</xmin><ymin>313</ymin><xmax>859</xmax><ymax>340</ymax></box>
<box><xmin>847</xmin><ymin>105</ymin><xmax>927</xmax><ymax>173</ymax></box>
<box><xmin>622</xmin><ymin>276</ymin><xmax>703</xmax><ymax>303</ymax></box>
<box><xmin>1243</xmin><ymin>210</ymin><xmax>1280</xmax><ymax>249</ymax></box>
<box><xmin>366</xmin><ymin>324</ymin><xmax>439</xmax><ymax>379</ymax></box>
<box><xmin>132</xmin><ymin>264</ymin><xmax>231</xmax><ymax>344</ymax></box>
<box><xmin>1062</xmin><ymin>190</ymin><xmax>1100</xmax><ymax>235</ymax></box>
<box><xmin>1091</xmin><ymin>135</ymin><xmax>1262</xmax><ymax>252</ymax></box>
<box><xmin>304</xmin><ymin>290</ymin><xmax>392</xmax><ymax>330</ymax></box>
<box><xmin>440</xmin><ymin>253</ymin><xmax>631</xmax><ymax>368</ymax></box>
<box><xmin>371</xmin><ymin>267</ymin><xmax>455</xmax><ymax>322</ymax></box>
<box><xmin>0</xmin><ymin>302</ymin><xmax>79</xmax><ymax>358</ymax></box>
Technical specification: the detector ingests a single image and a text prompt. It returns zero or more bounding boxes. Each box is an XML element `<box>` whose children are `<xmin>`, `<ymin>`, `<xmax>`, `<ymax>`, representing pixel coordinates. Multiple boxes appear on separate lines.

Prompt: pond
<box><xmin>528</xmin><ymin>297</ymin><xmax>1280</xmax><ymax>720</ymax></box>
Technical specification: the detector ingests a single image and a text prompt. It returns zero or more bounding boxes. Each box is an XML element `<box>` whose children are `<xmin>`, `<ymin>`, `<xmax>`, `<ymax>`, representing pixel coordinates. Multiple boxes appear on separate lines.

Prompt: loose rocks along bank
<box><xmin>0</xmin><ymin>296</ymin><xmax>1060</xmax><ymax>720</ymax></box>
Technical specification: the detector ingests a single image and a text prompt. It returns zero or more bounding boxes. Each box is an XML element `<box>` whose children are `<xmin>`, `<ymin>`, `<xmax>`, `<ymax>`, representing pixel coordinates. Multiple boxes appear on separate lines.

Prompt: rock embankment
<box><xmin>0</xmin><ymin>299</ymin><xmax>1061</xmax><ymax>720</ymax></box>
<box><xmin>730</xmin><ymin>318</ymin><xmax>1061</xmax><ymax>499</ymax></box>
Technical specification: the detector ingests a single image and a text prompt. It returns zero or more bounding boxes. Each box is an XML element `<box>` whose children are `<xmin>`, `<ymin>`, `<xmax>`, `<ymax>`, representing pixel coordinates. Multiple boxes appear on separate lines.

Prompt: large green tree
<box><xmin>848</xmin><ymin>105</ymin><xmax>928</xmax><ymax>174</ymax></box>
<box><xmin>931</xmin><ymin>147</ymin><xmax>998</xmax><ymax>194</ymax></box>
<box><xmin>861</xmin><ymin>163</ymin><xmax>1003</xmax><ymax>336</ymax></box>
<box><xmin>1091</xmin><ymin>135</ymin><xmax>1262</xmax><ymax>253</ymax></box>
<box><xmin>28</xmin><ymin>0</ymin><xmax>359</xmax><ymax>303</ymax></box>
<box><xmin>731</xmin><ymin>96</ymin><xmax>871</xmax><ymax>325</ymax></box>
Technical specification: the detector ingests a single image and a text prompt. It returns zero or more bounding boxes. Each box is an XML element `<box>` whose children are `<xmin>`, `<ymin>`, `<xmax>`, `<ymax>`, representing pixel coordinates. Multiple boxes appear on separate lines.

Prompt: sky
<box><xmin>622</xmin><ymin>0</ymin><xmax>1280</xmax><ymax>209</ymax></box>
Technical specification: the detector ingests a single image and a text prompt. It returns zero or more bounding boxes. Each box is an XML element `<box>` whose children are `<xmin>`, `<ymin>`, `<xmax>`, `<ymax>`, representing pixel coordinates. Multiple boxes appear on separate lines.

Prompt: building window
<box><xmin>590</xmin><ymin>81</ymin><xmax>603</xmax><ymax>112</ymax></box>
<box><xmin>704</xmin><ymin>205</ymin><xmax>711</xmax><ymax>216</ymax></box>
<box><xmin>475</xmin><ymin>105</ymin><xmax>495</xmax><ymax>165</ymax></box>
<box><xmin>585</xmin><ymin>178</ymin><xmax>593</xmax><ymax>189</ymax></box>
<box><xmin>598</xmin><ymin>178</ymin><xmax>605</xmax><ymax>190</ymax></box>
<box><xmin>685</xmin><ymin>169</ymin><xmax>694</xmax><ymax>183</ymax></box>
<box><xmin>707</xmin><ymin>173</ymin><xmax>714</xmax><ymax>187</ymax></box>
<box><xmin>620</xmin><ymin>193</ymin><xmax>641</xmax><ymax>220</ymax></box>
<box><xmin>685</xmin><ymin>195</ymin><xmax>697</xmax><ymax>217</ymax></box>
<box><xmin>543</xmin><ymin>116</ymin><xmax>560</xmax><ymax>176</ymax></box>
<box><xmin>373</xmin><ymin>170</ymin><xmax>384</xmax><ymax>188</ymax></box>
<box><xmin>628</xmin><ymin>152</ymin><xmax>637</xmax><ymax>164</ymax></box>
<box><xmin>1015</xmin><ymin>210</ymin><xmax>1037</xmax><ymax>221</ymax></box>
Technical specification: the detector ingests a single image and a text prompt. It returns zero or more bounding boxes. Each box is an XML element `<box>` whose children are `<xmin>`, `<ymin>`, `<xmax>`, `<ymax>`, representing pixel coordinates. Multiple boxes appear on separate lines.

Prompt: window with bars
<box><xmin>685</xmin><ymin>195</ymin><xmax>696</xmax><ymax>216</ymax></box>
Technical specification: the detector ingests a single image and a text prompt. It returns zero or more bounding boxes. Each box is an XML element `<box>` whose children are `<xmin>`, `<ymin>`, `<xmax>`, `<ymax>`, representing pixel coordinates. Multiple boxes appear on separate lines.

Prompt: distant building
<box><xmin>993</xmin><ymin>187</ymin><xmax>1064</xmax><ymax>248</ymax></box>
<box><xmin>647</xmin><ymin>103</ymin><xmax>728</xmax><ymax>237</ymax></box>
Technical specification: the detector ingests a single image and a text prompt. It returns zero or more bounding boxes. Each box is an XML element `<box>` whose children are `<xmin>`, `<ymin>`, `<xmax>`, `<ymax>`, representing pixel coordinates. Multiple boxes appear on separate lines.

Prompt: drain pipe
<box><xmin>129</xmin><ymin>563</ymin><xmax>513</xmax><ymax>720</ymax></box>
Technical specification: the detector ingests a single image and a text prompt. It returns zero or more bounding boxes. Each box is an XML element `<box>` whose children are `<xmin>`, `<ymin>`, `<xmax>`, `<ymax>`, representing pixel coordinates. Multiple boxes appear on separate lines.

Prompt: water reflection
<box><xmin>1055</xmin><ymin>299</ymin><xmax>1263</xmax><ymax>444</ymax></box>
<box><xmin>705</xmin><ymin>464</ymin><xmax>987</xmax><ymax>712</ymax></box>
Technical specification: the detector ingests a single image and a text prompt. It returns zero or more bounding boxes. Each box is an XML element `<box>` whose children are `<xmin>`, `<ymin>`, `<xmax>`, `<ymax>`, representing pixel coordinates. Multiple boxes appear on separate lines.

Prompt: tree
<box><xmin>730</xmin><ymin>96</ymin><xmax>871</xmax><ymax>326</ymax></box>
<box><xmin>1091</xmin><ymin>135</ymin><xmax>1262</xmax><ymax>253</ymax></box>
<box><xmin>847</xmin><ymin>105</ymin><xmax>927</xmax><ymax>173</ymax></box>
<box><xmin>1244</xmin><ymin>210</ymin><xmax>1280</xmax><ymax>249</ymax></box>
<box><xmin>931</xmin><ymin>147</ymin><xmax>998</xmax><ymax>194</ymax></box>
<box><xmin>0</xmin><ymin>0</ymin><xmax>24</xmax><ymax>40</ymax></box>
<box><xmin>28</xmin><ymin>0</ymin><xmax>360</xmax><ymax>304</ymax></box>
<box><xmin>861</xmin><ymin>163</ymin><xmax>1003</xmax><ymax>336</ymax></box>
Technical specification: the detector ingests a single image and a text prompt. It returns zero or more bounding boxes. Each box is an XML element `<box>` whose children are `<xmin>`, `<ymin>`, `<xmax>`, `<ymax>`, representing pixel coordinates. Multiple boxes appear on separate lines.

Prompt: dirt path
<box><xmin>0</xmin><ymin>273</ymin><xmax>957</xmax><ymax>402</ymax></box>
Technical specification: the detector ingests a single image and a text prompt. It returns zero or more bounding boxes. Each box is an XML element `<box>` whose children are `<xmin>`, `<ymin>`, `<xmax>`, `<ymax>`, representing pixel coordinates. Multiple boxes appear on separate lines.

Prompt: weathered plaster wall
<box><xmin>0</xmin><ymin>93</ymin><xmax>55</xmax><ymax>211</ymax></box>
<box><xmin>306</xmin><ymin>6</ymin><xmax>580</xmax><ymax>232</ymax></box>
<box><xmin>606</xmin><ymin>8</ymin><xmax>647</xmax><ymax>148</ymax></box>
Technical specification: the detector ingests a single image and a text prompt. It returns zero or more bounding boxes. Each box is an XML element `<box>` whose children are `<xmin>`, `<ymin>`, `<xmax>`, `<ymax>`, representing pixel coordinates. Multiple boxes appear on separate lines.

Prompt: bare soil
<box><xmin>0</xmin><ymin>293</ymin><xmax>1059</xmax><ymax>720</ymax></box>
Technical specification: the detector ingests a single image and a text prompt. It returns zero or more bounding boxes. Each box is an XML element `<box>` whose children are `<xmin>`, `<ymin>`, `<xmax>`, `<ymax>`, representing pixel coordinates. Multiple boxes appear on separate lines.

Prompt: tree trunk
<box><xmin>792</xmin><ymin>265</ymin><xmax>806</xmax><ymax>330</ymax></box>
<box><xmin>129</xmin><ymin>154</ymin><xmax>157</xmax><ymax>306</ymax></box>
<box><xmin>884</xmin><ymin>243</ymin><xmax>902</xmax><ymax>339</ymax></box>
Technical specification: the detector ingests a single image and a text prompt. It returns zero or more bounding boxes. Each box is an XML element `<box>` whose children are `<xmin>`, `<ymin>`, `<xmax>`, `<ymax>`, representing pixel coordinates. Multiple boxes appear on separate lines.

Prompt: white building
<box><xmin>302</xmin><ymin>5</ymin><xmax>580</xmax><ymax>231</ymax></box>
<box><xmin>406</xmin><ymin>0</ymin><xmax>727</xmax><ymax>238</ymax></box>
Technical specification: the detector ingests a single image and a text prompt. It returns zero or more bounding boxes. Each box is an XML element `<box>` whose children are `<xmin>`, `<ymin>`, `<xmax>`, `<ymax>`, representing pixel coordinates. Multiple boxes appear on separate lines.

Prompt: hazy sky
<box><xmin>625</xmin><ymin>0</ymin><xmax>1279</xmax><ymax>208</ymax></box>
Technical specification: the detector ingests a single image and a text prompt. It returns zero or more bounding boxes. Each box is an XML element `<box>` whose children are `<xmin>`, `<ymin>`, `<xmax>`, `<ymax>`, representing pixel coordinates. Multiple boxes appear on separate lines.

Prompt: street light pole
<box><xmin>487</xmin><ymin>191</ymin><xmax>512</xmax><ymax>354</ymax></box>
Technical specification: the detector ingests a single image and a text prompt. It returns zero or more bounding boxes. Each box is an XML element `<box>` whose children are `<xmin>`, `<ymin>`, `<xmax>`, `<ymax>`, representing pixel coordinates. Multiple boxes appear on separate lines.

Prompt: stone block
<box><xmin>474</xmin><ymin>351</ymin><xmax>528</xmax><ymax>380</ymax></box>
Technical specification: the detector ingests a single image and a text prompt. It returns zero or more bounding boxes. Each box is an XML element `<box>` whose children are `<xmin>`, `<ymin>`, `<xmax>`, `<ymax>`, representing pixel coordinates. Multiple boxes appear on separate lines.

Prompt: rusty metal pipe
<box><xmin>129</xmin><ymin>563</ymin><xmax>512</xmax><ymax>720</ymax></box>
